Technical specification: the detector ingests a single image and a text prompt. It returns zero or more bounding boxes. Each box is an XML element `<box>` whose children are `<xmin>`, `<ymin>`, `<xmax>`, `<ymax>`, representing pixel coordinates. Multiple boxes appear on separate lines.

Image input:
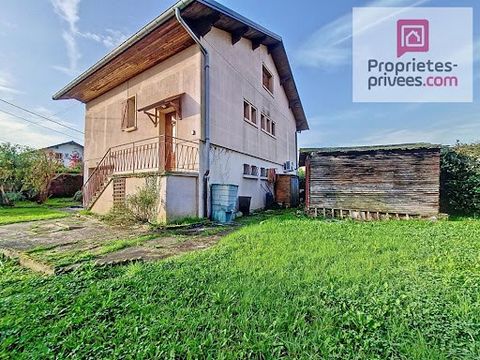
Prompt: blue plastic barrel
<box><xmin>211</xmin><ymin>184</ymin><xmax>239</xmax><ymax>223</ymax></box>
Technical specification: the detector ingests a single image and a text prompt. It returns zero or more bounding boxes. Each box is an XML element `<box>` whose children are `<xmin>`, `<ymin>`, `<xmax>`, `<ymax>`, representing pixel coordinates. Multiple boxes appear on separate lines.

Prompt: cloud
<box><xmin>52</xmin><ymin>31</ymin><xmax>81</xmax><ymax>76</ymax></box>
<box><xmin>51</xmin><ymin>0</ymin><xmax>128</xmax><ymax>76</ymax></box>
<box><xmin>296</xmin><ymin>0</ymin><xmax>430</xmax><ymax>69</ymax></box>
<box><xmin>51</xmin><ymin>0</ymin><xmax>80</xmax><ymax>33</ymax></box>
<box><xmin>0</xmin><ymin>112</ymin><xmax>72</xmax><ymax>148</ymax></box>
<box><xmin>0</xmin><ymin>71</ymin><xmax>22</xmax><ymax>95</ymax></box>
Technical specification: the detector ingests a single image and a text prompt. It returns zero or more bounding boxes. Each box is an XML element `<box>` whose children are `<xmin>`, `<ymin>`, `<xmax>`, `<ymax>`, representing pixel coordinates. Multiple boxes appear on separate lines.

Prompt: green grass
<box><xmin>1</xmin><ymin>212</ymin><xmax>480</xmax><ymax>358</ymax></box>
<box><xmin>0</xmin><ymin>197</ymin><xmax>80</xmax><ymax>225</ymax></box>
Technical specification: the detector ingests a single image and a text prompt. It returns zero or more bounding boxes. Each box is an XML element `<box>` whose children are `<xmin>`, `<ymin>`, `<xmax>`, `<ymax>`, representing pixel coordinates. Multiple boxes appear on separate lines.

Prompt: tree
<box><xmin>23</xmin><ymin>150</ymin><xmax>62</xmax><ymax>204</ymax></box>
<box><xmin>0</xmin><ymin>143</ymin><xmax>29</xmax><ymax>205</ymax></box>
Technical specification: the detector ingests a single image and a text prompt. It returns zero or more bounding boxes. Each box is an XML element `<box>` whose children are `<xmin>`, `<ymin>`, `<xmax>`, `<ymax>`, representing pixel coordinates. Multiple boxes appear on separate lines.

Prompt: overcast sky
<box><xmin>0</xmin><ymin>0</ymin><xmax>479</xmax><ymax>148</ymax></box>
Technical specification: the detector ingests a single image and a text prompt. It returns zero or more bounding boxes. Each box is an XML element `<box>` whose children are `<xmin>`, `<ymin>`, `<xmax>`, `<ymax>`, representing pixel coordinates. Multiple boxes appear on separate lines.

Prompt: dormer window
<box><xmin>262</xmin><ymin>65</ymin><xmax>273</xmax><ymax>94</ymax></box>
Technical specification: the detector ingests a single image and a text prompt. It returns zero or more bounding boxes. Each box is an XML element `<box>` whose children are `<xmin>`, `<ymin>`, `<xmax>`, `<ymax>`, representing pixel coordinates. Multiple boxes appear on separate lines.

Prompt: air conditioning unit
<box><xmin>283</xmin><ymin>160</ymin><xmax>295</xmax><ymax>172</ymax></box>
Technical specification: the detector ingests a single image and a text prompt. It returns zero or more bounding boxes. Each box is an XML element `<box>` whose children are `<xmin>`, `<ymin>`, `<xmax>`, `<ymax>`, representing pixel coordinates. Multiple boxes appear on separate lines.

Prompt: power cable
<box><xmin>0</xmin><ymin>98</ymin><xmax>84</xmax><ymax>134</ymax></box>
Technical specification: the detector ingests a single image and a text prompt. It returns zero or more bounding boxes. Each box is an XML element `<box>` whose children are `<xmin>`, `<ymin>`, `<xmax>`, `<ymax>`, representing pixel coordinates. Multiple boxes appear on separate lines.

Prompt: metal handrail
<box><xmin>83</xmin><ymin>135</ymin><xmax>199</xmax><ymax>208</ymax></box>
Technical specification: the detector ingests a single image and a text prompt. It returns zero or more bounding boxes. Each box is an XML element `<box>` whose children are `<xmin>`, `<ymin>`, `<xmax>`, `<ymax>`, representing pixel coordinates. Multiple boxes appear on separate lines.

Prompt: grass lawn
<box><xmin>1</xmin><ymin>212</ymin><xmax>480</xmax><ymax>358</ymax></box>
<box><xmin>0</xmin><ymin>198</ymin><xmax>80</xmax><ymax>225</ymax></box>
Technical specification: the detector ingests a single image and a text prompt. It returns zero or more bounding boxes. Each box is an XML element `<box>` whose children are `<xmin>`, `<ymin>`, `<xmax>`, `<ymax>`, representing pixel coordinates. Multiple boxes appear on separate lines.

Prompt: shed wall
<box><xmin>306</xmin><ymin>149</ymin><xmax>441</xmax><ymax>216</ymax></box>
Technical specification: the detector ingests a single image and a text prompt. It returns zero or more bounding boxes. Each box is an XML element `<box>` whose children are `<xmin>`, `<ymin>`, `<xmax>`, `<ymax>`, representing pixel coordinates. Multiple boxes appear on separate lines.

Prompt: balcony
<box><xmin>83</xmin><ymin>135</ymin><xmax>199</xmax><ymax>208</ymax></box>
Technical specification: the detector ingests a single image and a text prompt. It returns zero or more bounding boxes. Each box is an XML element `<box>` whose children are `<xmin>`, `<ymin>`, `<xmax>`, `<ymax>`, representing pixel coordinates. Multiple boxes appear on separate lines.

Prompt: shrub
<box><xmin>125</xmin><ymin>177</ymin><xmax>159</xmax><ymax>223</ymax></box>
<box><xmin>440</xmin><ymin>143</ymin><xmax>480</xmax><ymax>215</ymax></box>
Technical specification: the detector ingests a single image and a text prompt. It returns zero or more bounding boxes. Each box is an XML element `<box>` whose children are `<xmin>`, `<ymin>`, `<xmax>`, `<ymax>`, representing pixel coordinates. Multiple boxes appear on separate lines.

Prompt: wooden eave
<box><xmin>53</xmin><ymin>0</ymin><xmax>309</xmax><ymax>131</ymax></box>
<box><xmin>54</xmin><ymin>18</ymin><xmax>195</xmax><ymax>103</ymax></box>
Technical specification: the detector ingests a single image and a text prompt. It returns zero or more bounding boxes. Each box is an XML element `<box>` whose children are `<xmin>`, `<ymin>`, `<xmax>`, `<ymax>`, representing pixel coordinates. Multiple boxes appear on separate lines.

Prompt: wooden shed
<box><xmin>299</xmin><ymin>143</ymin><xmax>442</xmax><ymax>217</ymax></box>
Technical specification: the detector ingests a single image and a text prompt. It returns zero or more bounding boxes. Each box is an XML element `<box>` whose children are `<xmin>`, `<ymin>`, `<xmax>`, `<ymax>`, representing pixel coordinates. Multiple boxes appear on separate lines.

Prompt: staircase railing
<box><xmin>83</xmin><ymin>135</ymin><xmax>199</xmax><ymax>208</ymax></box>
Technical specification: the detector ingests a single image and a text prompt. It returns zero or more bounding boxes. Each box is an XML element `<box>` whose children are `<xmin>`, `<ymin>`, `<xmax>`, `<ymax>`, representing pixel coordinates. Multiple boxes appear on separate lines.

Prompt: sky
<box><xmin>0</xmin><ymin>0</ymin><xmax>479</xmax><ymax>149</ymax></box>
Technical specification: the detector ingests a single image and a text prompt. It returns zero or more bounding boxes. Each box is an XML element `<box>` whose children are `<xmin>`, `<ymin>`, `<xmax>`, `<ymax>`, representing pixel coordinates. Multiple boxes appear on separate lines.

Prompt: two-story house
<box><xmin>53</xmin><ymin>0</ymin><xmax>308</xmax><ymax>222</ymax></box>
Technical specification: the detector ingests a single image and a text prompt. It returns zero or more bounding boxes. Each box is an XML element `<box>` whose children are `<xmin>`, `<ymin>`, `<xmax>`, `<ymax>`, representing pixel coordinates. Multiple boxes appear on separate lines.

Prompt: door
<box><xmin>164</xmin><ymin>112</ymin><xmax>176</xmax><ymax>171</ymax></box>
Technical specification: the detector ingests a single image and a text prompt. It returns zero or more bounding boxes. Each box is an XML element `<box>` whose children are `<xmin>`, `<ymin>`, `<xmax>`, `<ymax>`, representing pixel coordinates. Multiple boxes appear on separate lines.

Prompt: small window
<box><xmin>251</xmin><ymin>166</ymin><xmax>258</xmax><ymax>176</ymax></box>
<box><xmin>262</xmin><ymin>65</ymin><xmax>273</xmax><ymax>94</ymax></box>
<box><xmin>243</xmin><ymin>164</ymin><xmax>251</xmax><ymax>175</ymax></box>
<box><xmin>261</xmin><ymin>113</ymin><xmax>276</xmax><ymax>137</ymax></box>
<box><xmin>260</xmin><ymin>167</ymin><xmax>267</xmax><ymax>178</ymax></box>
<box><xmin>122</xmin><ymin>96</ymin><xmax>137</xmax><ymax>130</ymax></box>
<box><xmin>243</xmin><ymin>100</ymin><xmax>257</xmax><ymax>126</ymax></box>
<box><xmin>243</xmin><ymin>101</ymin><xmax>250</xmax><ymax>121</ymax></box>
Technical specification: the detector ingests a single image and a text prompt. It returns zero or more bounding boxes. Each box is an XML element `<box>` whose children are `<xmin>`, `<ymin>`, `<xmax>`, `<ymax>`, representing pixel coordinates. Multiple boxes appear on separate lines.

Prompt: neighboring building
<box><xmin>41</xmin><ymin>141</ymin><xmax>84</xmax><ymax>168</ymax></box>
<box><xmin>299</xmin><ymin>143</ymin><xmax>442</xmax><ymax>217</ymax></box>
<box><xmin>53</xmin><ymin>0</ymin><xmax>308</xmax><ymax>221</ymax></box>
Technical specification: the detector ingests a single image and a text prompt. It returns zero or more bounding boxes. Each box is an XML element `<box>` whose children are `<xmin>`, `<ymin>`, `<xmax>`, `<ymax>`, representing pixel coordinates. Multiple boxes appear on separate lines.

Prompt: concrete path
<box><xmin>0</xmin><ymin>215</ymin><xmax>228</xmax><ymax>274</ymax></box>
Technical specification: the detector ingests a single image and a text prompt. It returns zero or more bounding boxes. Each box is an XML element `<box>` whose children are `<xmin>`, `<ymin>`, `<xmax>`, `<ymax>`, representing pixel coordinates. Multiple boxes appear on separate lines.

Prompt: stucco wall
<box><xmin>203</xmin><ymin>27</ymin><xmax>297</xmax><ymax>166</ymax></box>
<box><xmin>84</xmin><ymin>45</ymin><xmax>202</xmax><ymax>173</ymax></box>
<box><xmin>89</xmin><ymin>174</ymin><xmax>198</xmax><ymax>222</ymax></box>
<box><xmin>202</xmin><ymin>27</ymin><xmax>298</xmax><ymax>212</ymax></box>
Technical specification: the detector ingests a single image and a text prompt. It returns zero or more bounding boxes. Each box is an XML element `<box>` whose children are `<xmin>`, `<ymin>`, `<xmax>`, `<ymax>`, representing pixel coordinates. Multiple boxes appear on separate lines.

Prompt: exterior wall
<box><xmin>84</xmin><ymin>45</ymin><xmax>202</xmax><ymax>174</ymax></box>
<box><xmin>203</xmin><ymin>27</ymin><xmax>298</xmax><ymax>211</ymax></box>
<box><xmin>90</xmin><ymin>174</ymin><xmax>198</xmax><ymax>222</ymax></box>
<box><xmin>209</xmin><ymin>145</ymin><xmax>281</xmax><ymax>210</ymax></box>
<box><xmin>44</xmin><ymin>143</ymin><xmax>84</xmax><ymax>168</ymax></box>
<box><xmin>84</xmin><ymin>45</ymin><xmax>202</xmax><ymax>216</ymax></box>
<box><xmin>306</xmin><ymin>149</ymin><xmax>441</xmax><ymax>216</ymax></box>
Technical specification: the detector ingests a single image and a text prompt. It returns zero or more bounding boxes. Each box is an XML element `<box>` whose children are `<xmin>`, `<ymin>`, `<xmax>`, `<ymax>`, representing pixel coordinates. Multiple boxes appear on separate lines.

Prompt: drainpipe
<box><xmin>174</xmin><ymin>7</ymin><xmax>211</xmax><ymax>218</ymax></box>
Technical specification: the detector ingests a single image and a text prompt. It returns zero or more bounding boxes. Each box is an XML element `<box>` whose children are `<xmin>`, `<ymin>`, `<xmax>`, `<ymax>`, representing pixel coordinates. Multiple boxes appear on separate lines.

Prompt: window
<box><xmin>260</xmin><ymin>167</ymin><xmax>267</xmax><ymax>178</ymax></box>
<box><xmin>122</xmin><ymin>96</ymin><xmax>137</xmax><ymax>130</ymax></box>
<box><xmin>243</xmin><ymin>100</ymin><xmax>257</xmax><ymax>125</ymax></box>
<box><xmin>251</xmin><ymin>166</ymin><xmax>258</xmax><ymax>176</ymax></box>
<box><xmin>261</xmin><ymin>113</ymin><xmax>276</xmax><ymax>137</ymax></box>
<box><xmin>243</xmin><ymin>164</ymin><xmax>251</xmax><ymax>175</ymax></box>
<box><xmin>262</xmin><ymin>65</ymin><xmax>273</xmax><ymax>94</ymax></box>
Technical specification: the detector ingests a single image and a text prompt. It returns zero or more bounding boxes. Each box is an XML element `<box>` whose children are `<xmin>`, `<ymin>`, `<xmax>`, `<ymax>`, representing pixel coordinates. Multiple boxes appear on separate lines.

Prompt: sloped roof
<box><xmin>52</xmin><ymin>0</ymin><xmax>308</xmax><ymax>131</ymax></box>
<box><xmin>41</xmin><ymin>140</ymin><xmax>84</xmax><ymax>150</ymax></box>
<box><xmin>299</xmin><ymin>143</ymin><xmax>442</xmax><ymax>166</ymax></box>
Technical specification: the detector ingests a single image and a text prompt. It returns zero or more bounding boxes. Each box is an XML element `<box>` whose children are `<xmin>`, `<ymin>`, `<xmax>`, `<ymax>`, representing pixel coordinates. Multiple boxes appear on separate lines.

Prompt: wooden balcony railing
<box><xmin>83</xmin><ymin>135</ymin><xmax>199</xmax><ymax>208</ymax></box>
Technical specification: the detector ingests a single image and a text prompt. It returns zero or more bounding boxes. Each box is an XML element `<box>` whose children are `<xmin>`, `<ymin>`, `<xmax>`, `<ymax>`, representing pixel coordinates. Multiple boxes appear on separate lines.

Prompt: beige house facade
<box><xmin>53</xmin><ymin>0</ymin><xmax>308</xmax><ymax>222</ymax></box>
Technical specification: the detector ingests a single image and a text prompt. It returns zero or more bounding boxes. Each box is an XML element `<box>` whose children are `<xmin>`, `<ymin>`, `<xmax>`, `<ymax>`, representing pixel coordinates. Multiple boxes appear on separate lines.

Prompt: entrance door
<box><xmin>164</xmin><ymin>112</ymin><xmax>176</xmax><ymax>171</ymax></box>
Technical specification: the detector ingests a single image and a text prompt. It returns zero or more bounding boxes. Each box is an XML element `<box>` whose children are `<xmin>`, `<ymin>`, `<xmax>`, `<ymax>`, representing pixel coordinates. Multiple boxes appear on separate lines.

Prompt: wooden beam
<box><xmin>267</xmin><ymin>43</ymin><xmax>281</xmax><ymax>54</ymax></box>
<box><xmin>231</xmin><ymin>26</ymin><xmax>249</xmax><ymax>45</ymax></box>
<box><xmin>251</xmin><ymin>35</ymin><xmax>266</xmax><ymax>50</ymax></box>
<box><xmin>280</xmin><ymin>76</ymin><xmax>291</xmax><ymax>86</ymax></box>
<box><xmin>188</xmin><ymin>13</ymin><xmax>220</xmax><ymax>37</ymax></box>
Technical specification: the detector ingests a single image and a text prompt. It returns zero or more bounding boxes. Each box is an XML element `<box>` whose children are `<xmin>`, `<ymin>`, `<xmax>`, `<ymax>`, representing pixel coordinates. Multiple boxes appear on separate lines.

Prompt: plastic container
<box><xmin>238</xmin><ymin>196</ymin><xmax>251</xmax><ymax>216</ymax></box>
<box><xmin>211</xmin><ymin>184</ymin><xmax>239</xmax><ymax>223</ymax></box>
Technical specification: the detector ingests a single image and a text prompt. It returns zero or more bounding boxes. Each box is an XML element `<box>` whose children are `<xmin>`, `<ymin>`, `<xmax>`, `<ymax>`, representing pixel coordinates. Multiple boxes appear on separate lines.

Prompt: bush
<box><xmin>125</xmin><ymin>177</ymin><xmax>159</xmax><ymax>223</ymax></box>
<box><xmin>440</xmin><ymin>143</ymin><xmax>480</xmax><ymax>215</ymax></box>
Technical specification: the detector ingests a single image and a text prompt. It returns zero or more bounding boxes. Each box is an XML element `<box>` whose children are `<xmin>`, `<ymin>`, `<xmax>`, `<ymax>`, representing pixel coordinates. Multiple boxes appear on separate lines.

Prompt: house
<box><xmin>41</xmin><ymin>140</ymin><xmax>84</xmax><ymax>168</ymax></box>
<box><xmin>299</xmin><ymin>143</ymin><xmax>441</xmax><ymax>218</ymax></box>
<box><xmin>53</xmin><ymin>0</ymin><xmax>308</xmax><ymax>221</ymax></box>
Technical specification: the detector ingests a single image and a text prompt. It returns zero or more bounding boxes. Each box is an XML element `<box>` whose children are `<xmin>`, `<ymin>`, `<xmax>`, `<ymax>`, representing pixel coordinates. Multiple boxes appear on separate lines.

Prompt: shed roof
<box><xmin>52</xmin><ymin>0</ymin><xmax>308</xmax><ymax>131</ymax></box>
<box><xmin>299</xmin><ymin>143</ymin><xmax>442</xmax><ymax>166</ymax></box>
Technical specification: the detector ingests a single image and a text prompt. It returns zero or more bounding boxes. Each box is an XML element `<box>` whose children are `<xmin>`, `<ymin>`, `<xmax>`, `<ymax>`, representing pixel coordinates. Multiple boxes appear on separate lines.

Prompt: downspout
<box><xmin>174</xmin><ymin>7</ymin><xmax>211</xmax><ymax>218</ymax></box>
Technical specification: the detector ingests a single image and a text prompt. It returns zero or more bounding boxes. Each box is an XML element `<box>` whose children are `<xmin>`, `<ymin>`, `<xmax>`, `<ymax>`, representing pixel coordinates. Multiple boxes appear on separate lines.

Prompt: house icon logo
<box><xmin>397</xmin><ymin>19</ymin><xmax>429</xmax><ymax>57</ymax></box>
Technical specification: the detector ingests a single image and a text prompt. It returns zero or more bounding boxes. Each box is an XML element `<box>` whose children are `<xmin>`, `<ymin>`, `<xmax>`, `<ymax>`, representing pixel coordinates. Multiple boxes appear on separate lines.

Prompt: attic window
<box><xmin>122</xmin><ymin>96</ymin><xmax>137</xmax><ymax>131</ymax></box>
<box><xmin>262</xmin><ymin>65</ymin><xmax>273</xmax><ymax>94</ymax></box>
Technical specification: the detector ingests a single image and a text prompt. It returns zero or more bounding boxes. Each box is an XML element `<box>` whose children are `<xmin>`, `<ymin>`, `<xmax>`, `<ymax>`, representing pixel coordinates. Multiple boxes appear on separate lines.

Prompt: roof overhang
<box><xmin>52</xmin><ymin>0</ymin><xmax>309</xmax><ymax>131</ymax></box>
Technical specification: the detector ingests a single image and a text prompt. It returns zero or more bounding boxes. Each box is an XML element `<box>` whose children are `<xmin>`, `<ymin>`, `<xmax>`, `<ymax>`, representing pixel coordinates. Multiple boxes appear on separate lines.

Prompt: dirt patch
<box><xmin>0</xmin><ymin>215</ymin><xmax>234</xmax><ymax>274</ymax></box>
